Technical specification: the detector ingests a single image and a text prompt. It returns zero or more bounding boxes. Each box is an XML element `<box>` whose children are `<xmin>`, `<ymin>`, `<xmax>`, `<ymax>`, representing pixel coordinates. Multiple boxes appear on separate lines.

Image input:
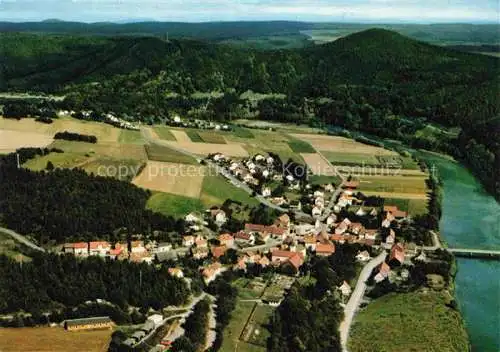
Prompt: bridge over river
<box><xmin>447</xmin><ymin>248</ymin><xmax>500</xmax><ymax>260</ymax></box>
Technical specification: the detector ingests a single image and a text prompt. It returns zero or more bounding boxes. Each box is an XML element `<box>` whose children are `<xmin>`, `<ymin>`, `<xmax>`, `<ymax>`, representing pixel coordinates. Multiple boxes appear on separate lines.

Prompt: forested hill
<box><xmin>1</xmin><ymin>29</ymin><xmax>499</xmax><ymax>199</ymax></box>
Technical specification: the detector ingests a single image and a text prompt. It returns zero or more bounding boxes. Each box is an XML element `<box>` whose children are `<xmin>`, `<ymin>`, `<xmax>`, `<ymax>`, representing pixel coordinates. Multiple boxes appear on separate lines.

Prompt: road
<box><xmin>339</xmin><ymin>251</ymin><xmax>387</xmax><ymax>352</ymax></box>
<box><xmin>0</xmin><ymin>226</ymin><xmax>45</xmax><ymax>252</ymax></box>
<box><xmin>140</xmin><ymin>293</ymin><xmax>209</xmax><ymax>350</ymax></box>
<box><xmin>317</xmin><ymin>151</ymin><xmax>346</xmax><ymax>222</ymax></box>
<box><xmin>422</xmin><ymin>230</ymin><xmax>443</xmax><ymax>251</ymax></box>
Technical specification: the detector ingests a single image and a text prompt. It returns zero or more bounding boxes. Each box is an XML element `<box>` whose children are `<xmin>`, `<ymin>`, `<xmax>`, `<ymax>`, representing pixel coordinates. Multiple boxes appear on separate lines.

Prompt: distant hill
<box><xmin>0</xmin><ymin>21</ymin><xmax>498</xmax><ymax>47</ymax></box>
<box><xmin>1</xmin><ymin>28</ymin><xmax>498</xmax><ymax>198</ymax></box>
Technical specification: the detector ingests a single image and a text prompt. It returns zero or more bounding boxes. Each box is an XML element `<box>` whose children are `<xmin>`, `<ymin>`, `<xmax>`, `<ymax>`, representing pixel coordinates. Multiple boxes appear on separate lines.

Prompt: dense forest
<box><xmin>1</xmin><ymin>29</ymin><xmax>499</xmax><ymax>199</ymax></box>
<box><xmin>0</xmin><ymin>149</ymin><xmax>184</xmax><ymax>244</ymax></box>
<box><xmin>0</xmin><ymin>253</ymin><xmax>190</xmax><ymax>315</ymax></box>
<box><xmin>268</xmin><ymin>244</ymin><xmax>363</xmax><ymax>351</ymax></box>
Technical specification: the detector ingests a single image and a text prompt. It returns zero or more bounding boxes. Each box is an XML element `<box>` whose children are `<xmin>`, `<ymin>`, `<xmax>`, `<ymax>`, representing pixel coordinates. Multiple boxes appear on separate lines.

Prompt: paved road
<box><xmin>0</xmin><ymin>226</ymin><xmax>45</xmax><ymax>252</ymax></box>
<box><xmin>141</xmin><ymin>293</ymin><xmax>209</xmax><ymax>350</ymax></box>
<box><xmin>316</xmin><ymin>151</ymin><xmax>346</xmax><ymax>222</ymax></box>
<box><xmin>339</xmin><ymin>251</ymin><xmax>387</xmax><ymax>352</ymax></box>
<box><xmin>422</xmin><ymin>230</ymin><xmax>443</xmax><ymax>251</ymax></box>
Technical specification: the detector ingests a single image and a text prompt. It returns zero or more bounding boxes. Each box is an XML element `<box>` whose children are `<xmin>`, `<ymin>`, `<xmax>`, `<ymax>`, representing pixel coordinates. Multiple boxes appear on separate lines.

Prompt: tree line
<box><xmin>0</xmin><ymin>150</ymin><xmax>185</xmax><ymax>244</ymax></box>
<box><xmin>54</xmin><ymin>131</ymin><xmax>97</xmax><ymax>143</ymax></box>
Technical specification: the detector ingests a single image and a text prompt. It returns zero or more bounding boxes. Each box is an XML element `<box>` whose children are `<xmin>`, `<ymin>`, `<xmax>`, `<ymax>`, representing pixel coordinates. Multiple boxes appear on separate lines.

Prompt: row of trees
<box><xmin>171</xmin><ymin>299</ymin><xmax>211</xmax><ymax>352</ymax></box>
<box><xmin>54</xmin><ymin>131</ymin><xmax>97</xmax><ymax>143</ymax></box>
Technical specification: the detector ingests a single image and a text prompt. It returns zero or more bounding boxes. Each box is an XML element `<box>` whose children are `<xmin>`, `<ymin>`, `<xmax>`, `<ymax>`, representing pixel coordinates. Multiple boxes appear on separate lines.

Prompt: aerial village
<box><xmin>59</xmin><ymin>150</ymin><xmax>423</xmax><ymax>350</ymax></box>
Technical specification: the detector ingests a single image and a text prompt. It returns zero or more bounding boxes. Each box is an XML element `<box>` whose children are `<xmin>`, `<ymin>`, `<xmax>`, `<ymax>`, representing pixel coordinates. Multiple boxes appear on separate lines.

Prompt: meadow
<box><xmin>144</xmin><ymin>144</ymin><xmax>198</xmax><ymax>164</ymax></box>
<box><xmin>146</xmin><ymin>192</ymin><xmax>205</xmax><ymax>218</ymax></box>
<box><xmin>219</xmin><ymin>301</ymin><xmax>263</xmax><ymax>352</ymax></box>
<box><xmin>200</xmin><ymin>172</ymin><xmax>259</xmax><ymax>207</ymax></box>
<box><xmin>0</xmin><ymin>327</ymin><xmax>112</xmax><ymax>352</ymax></box>
<box><xmin>348</xmin><ymin>291</ymin><xmax>469</xmax><ymax>352</ymax></box>
<box><xmin>152</xmin><ymin>126</ymin><xmax>177</xmax><ymax>141</ymax></box>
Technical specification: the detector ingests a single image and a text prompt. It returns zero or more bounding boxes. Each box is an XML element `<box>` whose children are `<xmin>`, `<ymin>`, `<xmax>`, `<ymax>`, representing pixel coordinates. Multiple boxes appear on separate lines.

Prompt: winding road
<box><xmin>0</xmin><ymin>226</ymin><xmax>45</xmax><ymax>252</ymax></box>
<box><xmin>339</xmin><ymin>251</ymin><xmax>387</xmax><ymax>352</ymax></box>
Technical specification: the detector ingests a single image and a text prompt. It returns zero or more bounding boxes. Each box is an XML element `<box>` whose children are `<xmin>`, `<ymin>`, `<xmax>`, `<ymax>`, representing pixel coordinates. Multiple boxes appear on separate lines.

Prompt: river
<box><xmin>419</xmin><ymin>152</ymin><xmax>500</xmax><ymax>352</ymax></box>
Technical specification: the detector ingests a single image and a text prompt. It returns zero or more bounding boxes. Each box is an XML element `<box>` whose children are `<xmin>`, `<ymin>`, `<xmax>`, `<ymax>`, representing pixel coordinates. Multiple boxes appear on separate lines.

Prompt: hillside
<box><xmin>1</xmin><ymin>29</ymin><xmax>498</xmax><ymax>200</ymax></box>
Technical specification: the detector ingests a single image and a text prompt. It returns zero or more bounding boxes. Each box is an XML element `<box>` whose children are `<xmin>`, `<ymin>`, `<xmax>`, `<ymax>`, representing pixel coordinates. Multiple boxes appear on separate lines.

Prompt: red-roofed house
<box><xmin>211</xmin><ymin>246</ymin><xmax>227</xmax><ymax>259</ymax></box>
<box><xmin>63</xmin><ymin>242</ymin><xmax>88</xmax><ymax>256</ymax></box>
<box><xmin>202</xmin><ymin>262</ymin><xmax>223</xmax><ymax>284</ymax></box>
<box><xmin>271</xmin><ymin>250</ymin><xmax>304</xmax><ymax>274</ymax></box>
<box><xmin>384</xmin><ymin>206</ymin><xmax>408</xmax><ymax>219</ymax></box>
<box><xmin>316</xmin><ymin>243</ymin><xmax>336</xmax><ymax>257</ymax></box>
<box><xmin>374</xmin><ymin>262</ymin><xmax>391</xmax><ymax>282</ymax></box>
<box><xmin>389</xmin><ymin>243</ymin><xmax>405</xmax><ymax>266</ymax></box>
<box><xmin>235</xmin><ymin>231</ymin><xmax>255</xmax><ymax>245</ymax></box>
<box><xmin>168</xmin><ymin>268</ymin><xmax>184</xmax><ymax>278</ymax></box>
<box><xmin>89</xmin><ymin>241</ymin><xmax>111</xmax><ymax>256</ymax></box>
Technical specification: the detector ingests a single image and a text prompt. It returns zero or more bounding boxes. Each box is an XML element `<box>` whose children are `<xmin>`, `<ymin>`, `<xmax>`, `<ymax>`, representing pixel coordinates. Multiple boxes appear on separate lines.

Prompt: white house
<box><xmin>183</xmin><ymin>236</ymin><xmax>195</xmax><ymax>247</ymax></box>
<box><xmin>262</xmin><ymin>187</ymin><xmax>272</xmax><ymax>197</ymax></box>
<box><xmin>312</xmin><ymin>206</ymin><xmax>322</xmax><ymax>217</ymax></box>
<box><xmin>338</xmin><ymin>281</ymin><xmax>352</xmax><ymax>297</ymax></box>
<box><xmin>156</xmin><ymin>243</ymin><xmax>172</xmax><ymax>253</ymax></box>
<box><xmin>147</xmin><ymin>314</ymin><xmax>164</xmax><ymax>328</ymax></box>
<box><xmin>356</xmin><ymin>250</ymin><xmax>371</xmax><ymax>262</ymax></box>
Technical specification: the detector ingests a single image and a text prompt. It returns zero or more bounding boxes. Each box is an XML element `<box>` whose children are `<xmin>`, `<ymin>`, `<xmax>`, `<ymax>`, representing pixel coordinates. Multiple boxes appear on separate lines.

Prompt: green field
<box><xmin>309</xmin><ymin>175</ymin><xmax>342</xmax><ymax>186</ymax></box>
<box><xmin>0</xmin><ymin>231</ymin><xmax>32</xmax><ymax>262</ymax></box>
<box><xmin>220</xmin><ymin>301</ymin><xmax>261</xmax><ymax>352</ymax></box>
<box><xmin>322</xmin><ymin>151</ymin><xmax>382</xmax><ymax>166</ymax></box>
<box><xmin>287</xmin><ymin>138</ymin><xmax>316</xmax><ymax>153</ymax></box>
<box><xmin>197</xmin><ymin>131</ymin><xmax>227</xmax><ymax>144</ymax></box>
<box><xmin>185</xmin><ymin>130</ymin><xmax>204</xmax><ymax>142</ymax></box>
<box><xmin>82</xmin><ymin>157</ymin><xmax>143</xmax><ymax>182</ymax></box>
<box><xmin>145</xmin><ymin>144</ymin><xmax>198</xmax><ymax>165</ymax></box>
<box><xmin>357</xmin><ymin>176</ymin><xmax>428</xmax><ymax>194</ymax></box>
<box><xmin>245</xmin><ymin>305</ymin><xmax>274</xmax><ymax>348</ymax></box>
<box><xmin>146</xmin><ymin>192</ymin><xmax>205</xmax><ymax>218</ymax></box>
<box><xmin>232</xmin><ymin>127</ymin><xmax>255</xmax><ymax>139</ymax></box>
<box><xmin>49</xmin><ymin>140</ymin><xmax>147</xmax><ymax>160</ymax></box>
<box><xmin>118</xmin><ymin>129</ymin><xmax>144</xmax><ymax>144</ymax></box>
<box><xmin>384</xmin><ymin>198</ymin><xmax>429</xmax><ymax>216</ymax></box>
<box><xmin>153</xmin><ymin>126</ymin><xmax>177</xmax><ymax>141</ymax></box>
<box><xmin>348</xmin><ymin>291</ymin><xmax>469</xmax><ymax>352</ymax></box>
<box><xmin>200</xmin><ymin>172</ymin><xmax>259</xmax><ymax>207</ymax></box>
<box><xmin>23</xmin><ymin>151</ymin><xmax>90</xmax><ymax>171</ymax></box>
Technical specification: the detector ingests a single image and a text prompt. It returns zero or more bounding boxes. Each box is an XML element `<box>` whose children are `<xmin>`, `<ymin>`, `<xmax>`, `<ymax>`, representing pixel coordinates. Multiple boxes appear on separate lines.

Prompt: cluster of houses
<box><xmin>209</xmin><ymin>152</ymin><xmax>303</xmax><ymax>204</ymax></box>
<box><xmin>166</xmin><ymin>115</ymin><xmax>231</xmax><ymax>131</ymax></box>
<box><xmin>58</xmin><ymin>110</ymin><xmax>140</xmax><ymax>130</ymax></box>
<box><xmin>62</xmin><ymin>240</ymin><xmax>174</xmax><ymax>264</ymax></box>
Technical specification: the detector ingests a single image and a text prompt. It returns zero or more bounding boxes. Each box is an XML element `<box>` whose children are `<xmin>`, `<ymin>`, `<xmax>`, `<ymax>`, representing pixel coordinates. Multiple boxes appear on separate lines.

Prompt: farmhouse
<box><xmin>202</xmin><ymin>262</ymin><xmax>223</xmax><ymax>284</ymax></box>
<box><xmin>374</xmin><ymin>262</ymin><xmax>391</xmax><ymax>283</ymax></box>
<box><xmin>271</xmin><ymin>250</ymin><xmax>304</xmax><ymax>273</ymax></box>
<box><xmin>384</xmin><ymin>205</ymin><xmax>408</xmax><ymax>219</ymax></box>
<box><xmin>389</xmin><ymin>243</ymin><xmax>406</xmax><ymax>266</ymax></box>
<box><xmin>211</xmin><ymin>245</ymin><xmax>227</xmax><ymax>259</ymax></box>
<box><xmin>63</xmin><ymin>242</ymin><xmax>88</xmax><ymax>256</ymax></box>
<box><xmin>89</xmin><ymin>241</ymin><xmax>111</xmax><ymax>256</ymax></box>
<box><xmin>316</xmin><ymin>243</ymin><xmax>336</xmax><ymax>257</ymax></box>
<box><xmin>64</xmin><ymin>316</ymin><xmax>113</xmax><ymax>331</ymax></box>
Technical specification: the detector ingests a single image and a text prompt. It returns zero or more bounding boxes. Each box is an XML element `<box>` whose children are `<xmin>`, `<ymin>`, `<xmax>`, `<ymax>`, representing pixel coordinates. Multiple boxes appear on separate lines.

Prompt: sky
<box><xmin>0</xmin><ymin>0</ymin><xmax>498</xmax><ymax>23</ymax></box>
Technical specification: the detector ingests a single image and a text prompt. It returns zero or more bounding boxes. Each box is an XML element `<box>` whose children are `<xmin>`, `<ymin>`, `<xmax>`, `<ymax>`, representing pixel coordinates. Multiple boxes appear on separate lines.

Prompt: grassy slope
<box><xmin>348</xmin><ymin>291</ymin><xmax>469</xmax><ymax>352</ymax></box>
<box><xmin>200</xmin><ymin>173</ymin><xmax>259</xmax><ymax>207</ymax></box>
<box><xmin>146</xmin><ymin>192</ymin><xmax>205</xmax><ymax>218</ymax></box>
<box><xmin>153</xmin><ymin>126</ymin><xmax>177</xmax><ymax>141</ymax></box>
<box><xmin>144</xmin><ymin>144</ymin><xmax>198</xmax><ymax>164</ymax></box>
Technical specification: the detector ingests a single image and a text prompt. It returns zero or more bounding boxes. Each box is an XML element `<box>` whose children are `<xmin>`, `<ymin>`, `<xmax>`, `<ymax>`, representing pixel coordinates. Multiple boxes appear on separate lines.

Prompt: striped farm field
<box><xmin>170</xmin><ymin>130</ymin><xmax>193</xmax><ymax>143</ymax></box>
<box><xmin>153</xmin><ymin>126</ymin><xmax>177</xmax><ymax>141</ymax></box>
<box><xmin>197</xmin><ymin>131</ymin><xmax>227</xmax><ymax>144</ymax></box>
<box><xmin>292</xmin><ymin>133</ymin><xmax>396</xmax><ymax>155</ymax></box>
<box><xmin>357</xmin><ymin>175</ymin><xmax>429</xmax><ymax>196</ymax></box>
<box><xmin>301</xmin><ymin>153</ymin><xmax>336</xmax><ymax>176</ymax></box>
